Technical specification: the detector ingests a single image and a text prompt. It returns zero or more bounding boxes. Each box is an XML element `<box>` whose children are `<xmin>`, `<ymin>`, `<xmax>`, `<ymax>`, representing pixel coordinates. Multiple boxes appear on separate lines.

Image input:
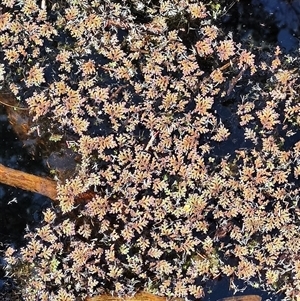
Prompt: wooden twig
<box><xmin>85</xmin><ymin>292</ymin><xmax>183</xmax><ymax>301</ymax></box>
<box><xmin>0</xmin><ymin>163</ymin><xmax>57</xmax><ymax>201</ymax></box>
<box><xmin>0</xmin><ymin>99</ymin><xmax>28</xmax><ymax>110</ymax></box>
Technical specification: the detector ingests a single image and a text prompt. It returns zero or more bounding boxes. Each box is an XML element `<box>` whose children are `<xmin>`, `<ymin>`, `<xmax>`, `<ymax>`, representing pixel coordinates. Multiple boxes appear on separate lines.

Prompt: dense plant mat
<box><xmin>1</xmin><ymin>0</ymin><xmax>300</xmax><ymax>301</ymax></box>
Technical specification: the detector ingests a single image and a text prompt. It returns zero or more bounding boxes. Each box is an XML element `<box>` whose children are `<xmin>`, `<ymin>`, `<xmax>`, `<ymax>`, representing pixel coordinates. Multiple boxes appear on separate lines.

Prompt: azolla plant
<box><xmin>1</xmin><ymin>0</ymin><xmax>300</xmax><ymax>300</ymax></box>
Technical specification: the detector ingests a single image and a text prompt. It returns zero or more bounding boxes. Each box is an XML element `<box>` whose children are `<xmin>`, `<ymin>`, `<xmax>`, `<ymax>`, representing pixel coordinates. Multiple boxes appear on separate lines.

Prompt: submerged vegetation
<box><xmin>1</xmin><ymin>0</ymin><xmax>300</xmax><ymax>300</ymax></box>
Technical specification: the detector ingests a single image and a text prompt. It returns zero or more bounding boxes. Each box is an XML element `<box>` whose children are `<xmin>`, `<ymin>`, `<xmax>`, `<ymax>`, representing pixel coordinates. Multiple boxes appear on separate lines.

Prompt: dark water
<box><xmin>204</xmin><ymin>277</ymin><xmax>283</xmax><ymax>301</ymax></box>
<box><xmin>252</xmin><ymin>0</ymin><xmax>300</xmax><ymax>52</ymax></box>
<box><xmin>0</xmin><ymin>107</ymin><xmax>51</xmax><ymax>297</ymax></box>
<box><xmin>223</xmin><ymin>0</ymin><xmax>299</xmax><ymax>53</ymax></box>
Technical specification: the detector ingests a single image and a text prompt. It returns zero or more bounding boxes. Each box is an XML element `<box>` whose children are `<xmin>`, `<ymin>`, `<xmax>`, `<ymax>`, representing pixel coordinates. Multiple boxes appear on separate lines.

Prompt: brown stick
<box><xmin>85</xmin><ymin>292</ymin><xmax>183</xmax><ymax>301</ymax></box>
<box><xmin>0</xmin><ymin>163</ymin><xmax>57</xmax><ymax>201</ymax></box>
<box><xmin>217</xmin><ymin>295</ymin><xmax>262</xmax><ymax>301</ymax></box>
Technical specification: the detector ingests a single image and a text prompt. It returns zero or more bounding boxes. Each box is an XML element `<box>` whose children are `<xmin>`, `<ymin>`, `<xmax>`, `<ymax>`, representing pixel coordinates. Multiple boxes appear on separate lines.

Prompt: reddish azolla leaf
<box><xmin>216</xmin><ymin>40</ymin><xmax>235</xmax><ymax>61</ymax></box>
